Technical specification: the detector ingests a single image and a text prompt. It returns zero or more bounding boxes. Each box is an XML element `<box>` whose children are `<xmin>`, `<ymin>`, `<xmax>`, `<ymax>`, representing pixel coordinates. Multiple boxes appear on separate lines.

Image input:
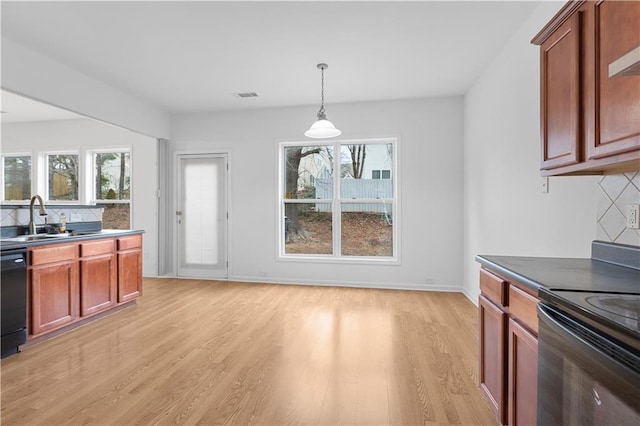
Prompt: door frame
<box><xmin>173</xmin><ymin>151</ymin><xmax>229</xmax><ymax>279</ymax></box>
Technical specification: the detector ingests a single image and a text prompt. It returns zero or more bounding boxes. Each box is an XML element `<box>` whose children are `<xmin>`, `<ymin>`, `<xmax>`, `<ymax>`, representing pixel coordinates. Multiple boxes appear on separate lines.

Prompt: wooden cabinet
<box><xmin>117</xmin><ymin>235</ymin><xmax>142</xmax><ymax>303</ymax></box>
<box><xmin>508</xmin><ymin>319</ymin><xmax>538</xmax><ymax>426</ymax></box>
<box><xmin>478</xmin><ymin>267</ymin><xmax>539</xmax><ymax>426</ymax></box>
<box><xmin>539</xmin><ymin>12</ymin><xmax>581</xmax><ymax>170</ymax></box>
<box><xmin>479</xmin><ymin>294</ymin><xmax>508</xmax><ymax>424</ymax></box>
<box><xmin>79</xmin><ymin>239</ymin><xmax>117</xmax><ymax>317</ymax></box>
<box><xmin>532</xmin><ymin>0</ymin><xmax>640</xmax><ymax>176</ymax></box>
<box><xmin>27</xmin><ymin>233</ymin><xmax>143</xmax><ymax>340</ymax></box>
<box><xmin>29</xmin><ymin>244</ymin><xmax>79</xmax><ymax>336</ymax></box>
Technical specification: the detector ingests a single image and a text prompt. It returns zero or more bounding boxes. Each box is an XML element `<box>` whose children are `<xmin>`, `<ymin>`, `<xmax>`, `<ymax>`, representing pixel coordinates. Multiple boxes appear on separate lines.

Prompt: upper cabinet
<box><xmin>532</xmin><ymin>0</ymin><xmax>640</xmax><ymax>176</ymax></box>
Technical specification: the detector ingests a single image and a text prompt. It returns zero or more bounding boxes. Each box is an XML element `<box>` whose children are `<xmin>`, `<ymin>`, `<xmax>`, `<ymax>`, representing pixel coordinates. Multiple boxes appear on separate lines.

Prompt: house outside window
<box><xmin>279</xmin><ymin>138</ymin><xmax>398</xmax><ymax>262</ymax></box>
<box><xmin>372</xmin><ymin>169</ymin><xmax>391</xmax><ymax>179</ymax></box>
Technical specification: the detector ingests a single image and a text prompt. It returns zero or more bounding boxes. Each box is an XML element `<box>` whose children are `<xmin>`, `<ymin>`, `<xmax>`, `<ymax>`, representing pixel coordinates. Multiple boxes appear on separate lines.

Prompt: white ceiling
<box><xmin>1</xmin><ymin>1</ymin><xmax>541</xmax><ymax>117</ymax></box>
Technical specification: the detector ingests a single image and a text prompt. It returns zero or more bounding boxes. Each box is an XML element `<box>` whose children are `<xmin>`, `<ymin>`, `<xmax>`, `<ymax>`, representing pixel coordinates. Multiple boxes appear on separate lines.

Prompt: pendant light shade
<box><xmin>304</xmin><ymin>116</ymin><xmax>341</xmax><ymax>139</ymax></box>
<box><xmin>305</xmin><ymin>63</ymin><xmax>341</xmax><ymax>139</ymax></box>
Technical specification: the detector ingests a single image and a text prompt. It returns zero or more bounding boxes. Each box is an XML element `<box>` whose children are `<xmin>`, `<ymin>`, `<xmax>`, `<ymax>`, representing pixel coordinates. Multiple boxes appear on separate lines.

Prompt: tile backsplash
<box><xmin>596</xmin><ymin>172</ymin><xmax>640</xmax><ymax>246</ymax></box>
<box><xmin>1</xmin><ymin>206</ymin><xmax>103</xmax><ymax>227</ymax></box>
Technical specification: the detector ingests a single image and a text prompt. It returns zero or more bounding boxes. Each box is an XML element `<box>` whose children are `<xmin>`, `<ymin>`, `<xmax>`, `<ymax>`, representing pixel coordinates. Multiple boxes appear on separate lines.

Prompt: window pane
<box><xmin>341</xmin><ymin>203</ymin><xmax>393</xmax><ymax>257</ymax></box>
<box><xmin>340</xmin><ymin>143</ymin><xmax>393</xmax><ymax>198</ymax></box>
<box><xmin>101</xmin><ymin>203</ymin><xmax>131</xmax><ymax>229</ymax></box>
<box><xmin>284</xmin><ymin>203</ymin><xmax>332</xmax><ymax>255</ymax></box>
<box><xmin>48</xmin><ymin>154</ymin><xmax>79</xmax><ymax>200</ymax></box>
<box><xmin>95</xmin><ymin>152</ymin><xmax>130</xmax><ymax>200</ymax></box>
<box><xmin>3</xmin><ymin>156</ymin><xmax>31</xmax><ymax>200</ymax></box>
<box><xmin>284</xmin><ymin>146</ymin><xmax>333</xmax><ymax>200</ymax></box>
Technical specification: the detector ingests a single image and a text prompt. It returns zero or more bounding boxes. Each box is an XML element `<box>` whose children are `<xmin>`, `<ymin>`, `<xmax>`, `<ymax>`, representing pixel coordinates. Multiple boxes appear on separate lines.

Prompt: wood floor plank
<box><xmin>1</xmin><ymin>278</ymin><xmax>496</xmax><ymax>425</ymax></box>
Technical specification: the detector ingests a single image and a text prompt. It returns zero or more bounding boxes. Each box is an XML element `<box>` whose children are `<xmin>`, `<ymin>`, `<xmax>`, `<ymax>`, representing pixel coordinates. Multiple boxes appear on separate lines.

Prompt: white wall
<box><xmin>2</xmin><ymin>118</ymin><xmax>159</xmax><ymax>276</ymax></box>
<box><xmin>463</xmin><ymin>1</ymin><xmax>599</xmax><ymax>302</ymax></box>
<box><xmin>170</xmin><ymin>97</ymin><xmax>465</xmax><ymax>290</ymax></box>
<box><xmin>2</xmin><ymin>38</ymin><xmax>170</xmax><ymax>139</ymax></box>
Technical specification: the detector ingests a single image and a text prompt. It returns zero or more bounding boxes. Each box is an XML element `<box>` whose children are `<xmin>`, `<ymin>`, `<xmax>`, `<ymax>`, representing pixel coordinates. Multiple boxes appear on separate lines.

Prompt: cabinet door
<box><xmin>508</xmin><ymin>318</ymin><xmax>538</xmax><ymax>426</ymax></box>
<box><xmin>479</xmin><ymin>294</ymin><xmax>507</xmax><ymax>425</ymax></box>
<box><xmin>540</xmin><ymin>13</ymin><xmax>581</xmax><ymax>170</ymax></box>
<box><xmin>80</xmin><ymin>253</ymin><xmax>117</xmax><ymax>317</ymax></box>
<box><xmin>585</xmin><ymin>0</ymin><xmax>640</xmax><ymax>159</ymax></box>
<box><xmin>118</xmin><ymin>249</ymin><xmax>142</xmax><ymax>303</ymax></box>
<box><xmin>30</xmin><ymin>260</ymin><xmax>79</xmax><ymax>336</ymax></box>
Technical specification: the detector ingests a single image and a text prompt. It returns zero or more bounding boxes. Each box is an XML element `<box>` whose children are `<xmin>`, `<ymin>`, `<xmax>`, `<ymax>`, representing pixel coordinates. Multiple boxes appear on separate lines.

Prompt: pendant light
<box><xmin>305</xmin><ymin>63</ymin><xmax>342</xmax><ymax>138</ymax></box>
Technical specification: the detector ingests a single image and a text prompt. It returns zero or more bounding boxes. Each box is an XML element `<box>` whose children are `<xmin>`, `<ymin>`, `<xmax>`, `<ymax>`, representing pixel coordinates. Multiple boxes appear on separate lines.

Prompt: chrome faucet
<box><xmin>29</xmin><ymin>195</ymin><xmax>47</xmax><ymax>235</ymax></box>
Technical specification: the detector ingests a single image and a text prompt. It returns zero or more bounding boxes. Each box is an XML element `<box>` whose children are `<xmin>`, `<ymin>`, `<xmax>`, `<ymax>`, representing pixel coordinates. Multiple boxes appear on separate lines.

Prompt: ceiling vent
<box><xmin>235</xmin><ymin>92</ymin><xmax>258</xmax><ymax>98</ymax></box>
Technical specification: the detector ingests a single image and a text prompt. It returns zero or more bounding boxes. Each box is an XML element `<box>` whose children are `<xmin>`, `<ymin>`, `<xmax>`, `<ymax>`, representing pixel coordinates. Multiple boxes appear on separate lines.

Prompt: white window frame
<box><xmin>87</xmin><ymin>148</ymin><xmax>133</xmax><ymax>229</ymax></box>
<box><xmin>1</xmin><ymin>152</ymin><xmax>34</xmax><ymax>202</ymax></box>
<box><xmin>40</xmin><ymin>150</ymin><xmax>82</xmax><ymax>203</ymax></box>
<box><xmin>1</xmin><ymin>146</ymin><xmax>133</xmax><ymax>213</ymax></box>
<box><xmin>277</xmin><ymin>137</ymin><xmax>400</xmax><ymax>265</ymax></box>
<box><xmin>87</xmin><ymin>148</ymin><xmax>132</xmax><ymax>204</ymax></box>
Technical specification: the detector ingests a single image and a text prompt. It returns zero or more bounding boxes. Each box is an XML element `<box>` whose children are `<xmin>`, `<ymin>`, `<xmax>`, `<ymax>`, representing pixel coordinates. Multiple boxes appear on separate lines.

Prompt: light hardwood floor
<box><xmin>1</xmin><ymin>278</ymin><xmax>495</xmax><ymax>425</ymax></box>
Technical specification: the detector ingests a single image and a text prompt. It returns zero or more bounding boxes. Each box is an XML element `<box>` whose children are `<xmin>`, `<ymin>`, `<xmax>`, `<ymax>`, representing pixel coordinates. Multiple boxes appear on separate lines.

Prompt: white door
<box><xmin>176</xmin><ymin>154</ymin><xmax>227</xmax><ymax>279</ymax></box>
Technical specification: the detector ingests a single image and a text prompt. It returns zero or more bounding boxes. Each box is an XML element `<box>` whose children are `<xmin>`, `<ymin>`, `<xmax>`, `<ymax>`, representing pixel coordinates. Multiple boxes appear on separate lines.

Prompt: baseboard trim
<box><xmin>228</xmin><ymin>275</ymin><xmax>463</xmax><ymax>293</ymax></box>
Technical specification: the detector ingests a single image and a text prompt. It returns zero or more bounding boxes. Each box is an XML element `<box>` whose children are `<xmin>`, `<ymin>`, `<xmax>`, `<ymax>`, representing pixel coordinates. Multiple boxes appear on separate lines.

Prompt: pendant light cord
<box><xmin>318</xmin><ymin>65</ymin><xmax>326</xmax><ymax>119</ymax></box>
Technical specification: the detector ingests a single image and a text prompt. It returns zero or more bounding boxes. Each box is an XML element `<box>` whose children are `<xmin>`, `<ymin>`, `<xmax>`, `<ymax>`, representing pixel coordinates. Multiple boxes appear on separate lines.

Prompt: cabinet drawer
<box><xmin>31</xmin><ymin>244</ymin><xmax>78</xmax><ymax>266</ymax></box>
<box><xmin>508</xmin><ymin>284</ymin><xmax>539</xmax><ymax>335</ymax></box>
<box><xmin>80</xmin><ymin>239</ymin><xmax>115</xmax><ymax>257</ymax></box>
<box><xmin>480</xmin><ymin>268</ymin><xmax>507</xmax><ymax>306</ymax></box>
<box><xmin>118</xmin><ymin>235</ymin><xmax>142</xmax><ymax>251</ymax></box>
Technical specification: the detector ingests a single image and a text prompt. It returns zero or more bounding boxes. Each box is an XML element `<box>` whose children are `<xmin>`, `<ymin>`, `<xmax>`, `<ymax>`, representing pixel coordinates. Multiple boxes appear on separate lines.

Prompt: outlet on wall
<box><xmin>541</xmin><ymin>176</ymin><xmax>549</xmax><ymax>194</ymax></box>
<box><xmin>627</xmin><ymin>204</ymin><xmax>639</xmax><ymax>229</ymax></box>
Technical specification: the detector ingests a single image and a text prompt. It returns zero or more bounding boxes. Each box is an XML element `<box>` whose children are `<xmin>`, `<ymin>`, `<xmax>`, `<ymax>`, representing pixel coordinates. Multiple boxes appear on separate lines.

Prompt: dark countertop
<box><xmin>476</xmin><ymin>254</ymin><xmax>640</xmax><ymax>295</ymax></box>
<box><xmin>0</xmin><ymin>229</ymin><xmax>144</xmax><ymax>251</ymax></box>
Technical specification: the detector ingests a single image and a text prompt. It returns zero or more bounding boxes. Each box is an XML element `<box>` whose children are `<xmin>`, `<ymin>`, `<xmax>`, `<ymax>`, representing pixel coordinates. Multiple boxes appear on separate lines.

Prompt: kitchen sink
<box><xmin>1</xmin><ymin>231</ymin><xmax>103</xmax><ymax>243</ymax></box>
<box><xmin>3</xmin><ymin>234</ymin><xmax>61</xmax><ymax>242</ymax></box>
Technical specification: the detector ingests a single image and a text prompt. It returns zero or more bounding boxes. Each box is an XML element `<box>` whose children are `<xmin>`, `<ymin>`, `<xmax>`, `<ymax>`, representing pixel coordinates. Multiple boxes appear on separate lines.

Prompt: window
<box><xmin>280</xmin><ymin>138</ymin><xmax>397</xmax><ymax>261</ymax></box>
<box><xmin>2</xmin><ymin>155</ymin><xmax>31</xmax><ymax>201</ymax></box>
<box><xmin>2</xmin><ymin>148</ymin><xmax>133</xmax><ymax>229</ymax></box>
<box><xmin>46</xmin><ymin>153</ymin><xmax>79</xmax><ymax>201</ymax></box>
<box><xmin>92</xmin><ymin>151</ymin><xmax>131</xmax><ymax>229</ymax></box>
<box><xmin>372</xmin><ymin>169</ymin><xmax>391</xmax><ymax>179</ymax></box>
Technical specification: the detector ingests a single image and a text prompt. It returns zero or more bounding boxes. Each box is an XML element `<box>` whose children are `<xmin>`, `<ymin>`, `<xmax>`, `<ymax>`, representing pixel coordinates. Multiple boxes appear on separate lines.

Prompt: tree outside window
<box><xmin>3</xmin><ymin>155</ymin><xmax>31</xmax><ymax>201</ymax></box>
<box><xmin>94</xmin><ymin>151</ymin><xmax>131</xmax><ymax>229</ymax></box>
<box><xmin>281</xmin><ymin>139</ymin><xmax>396</xmax><ymax>260</ymax></box>
<box><xmin>47</xmin><ymin>154</ymin><xmax>79</xmax><ymax>201</ymax></box>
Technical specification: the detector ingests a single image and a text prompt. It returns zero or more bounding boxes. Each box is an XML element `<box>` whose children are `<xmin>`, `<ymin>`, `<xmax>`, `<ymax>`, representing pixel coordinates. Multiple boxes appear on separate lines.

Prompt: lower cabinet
<box><xmin>117</xmin><ymin>235</ymin><xmax>143</xmax><ymax>303</ymax></box>
<box><xmin>80</xmin><ymin>239</ymin><xmax>117</xmax><ymax>317</ymax></box>
<box><xmin>479</xmin><ymin>294</ymin><xmax>507</xmax><ymax>424</ymax></box>
<box><xmin>478</xmin><ymin>267</ymin><xmax>539</xmax><ymax>426</ymax></box>
<box><xmin>27</xmin><ymin>234</ymin><xmax>142</xmax><ymax>340</ymax></box>
<box><xmin>29</xmin><ymin>244</ymin><xmax>79</xmax><ymax>336</ymax></box>
<box><xmin>30</xmin><ymin>255</ymin><xmax>79</xmax><ymax>336</ymax></box>
<box><xmin>508</xmin><ymin>318</ymin><xmax>538</xmax><ymax>426</ymax></box>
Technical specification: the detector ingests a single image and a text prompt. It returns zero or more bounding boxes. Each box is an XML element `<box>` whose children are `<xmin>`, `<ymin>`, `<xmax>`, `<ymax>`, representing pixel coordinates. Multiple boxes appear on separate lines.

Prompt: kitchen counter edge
<box><xmin>476</xmin><ymin>250</ymin><xmax>640</xmax><ymax>296</ymax></box>
<box><xmin>0</xmin><ymin>230</ymin><xmax>144</xmax><ymax>250</ymax></box>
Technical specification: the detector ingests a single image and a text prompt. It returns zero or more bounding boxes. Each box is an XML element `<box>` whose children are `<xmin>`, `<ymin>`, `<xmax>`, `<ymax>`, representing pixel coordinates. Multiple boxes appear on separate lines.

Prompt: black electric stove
<box><xmin>539</xmin><ymin>288</ymin><xmax>639</xmax><ymax>352</ymax></box>
<box><xmin>538</xmin><ymin>240</ymin><xmax>640</xmax><ymax>351</ymax></box>
<box><xmin>537</xmin><ymin>242</ymin><xmax>640</xmax><ymax>424</ymax></box>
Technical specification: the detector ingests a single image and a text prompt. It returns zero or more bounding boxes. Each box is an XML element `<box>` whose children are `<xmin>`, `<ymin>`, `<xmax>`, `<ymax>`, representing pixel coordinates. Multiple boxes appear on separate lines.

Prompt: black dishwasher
<box><xmin>1</xmin><ymin>246</ymin><xmax>28</xmax><ymax>358</ymax></box>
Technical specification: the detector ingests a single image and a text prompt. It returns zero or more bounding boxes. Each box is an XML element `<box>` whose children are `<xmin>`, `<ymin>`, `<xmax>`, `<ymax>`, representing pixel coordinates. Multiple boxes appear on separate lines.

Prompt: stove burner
<box><xmin>585</xmin><ymin>295</ymin><xmax>640</xmax><ymax>320</ymax></box>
